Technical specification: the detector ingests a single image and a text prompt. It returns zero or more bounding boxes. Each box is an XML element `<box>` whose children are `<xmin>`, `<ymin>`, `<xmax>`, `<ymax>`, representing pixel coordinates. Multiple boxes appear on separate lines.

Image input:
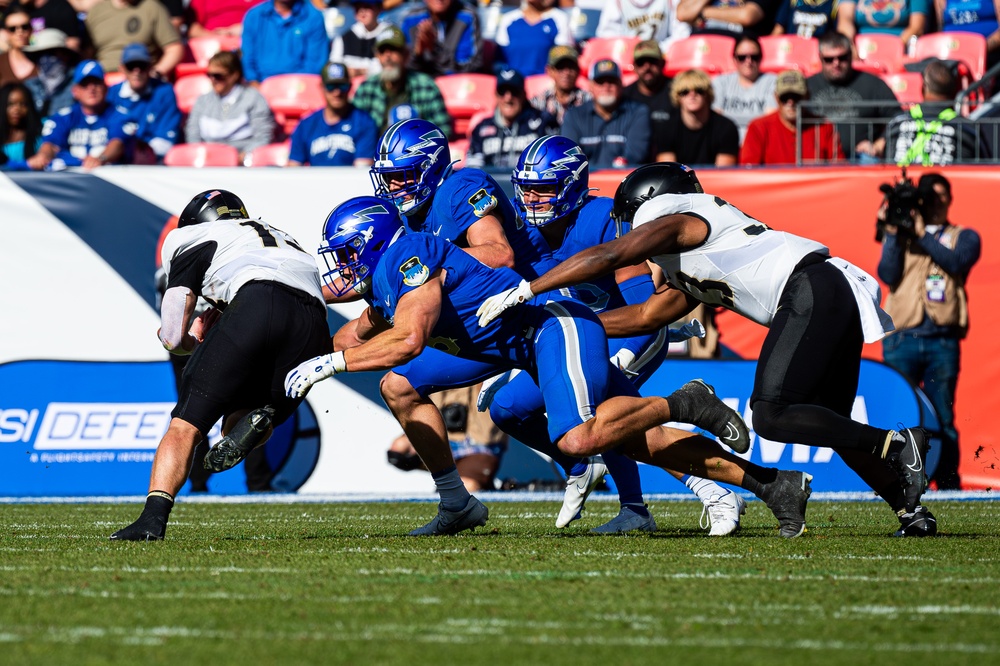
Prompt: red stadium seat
<box><xmin>759</xmin><ymin>35</ymin><xmax>821</xmax><ymax>76</ymax></box>
<box><xmin>244</xmin><ymin>142</ymin><xmax>291</xmax><ymax>167</ymax></box>
<box><xmin>466</xmin><ymin>109</ymin><xmax>494</xmax><ymax>138</ymax></box>
<box><xmin>854</xmin><ymin>33</ymin><xmax>906</xmax><ymax>73</ymax></box>
<box><xmin>174</xmin><ymin>75</ymin><xmax>212</xmax><ymax>114</ymax></box>
<box><xmin>449</xmin><ymin>138</ymin><xmax>469</xmax><ymax>169</ymax></box>
<box><xmin>434</xmin><ymin>73</ymin><xmax>497</xmax><ymax>137</ymax></box>
<box><xmin>881</xmin><ymin>72</ymin><xmax>924</xmax><ymax>105</ymax></box>
<box><xmin>913</xmin><ymin>32</ymin><xmax>987</xmax><ymax>80</ymax></box>
<box><xmin>176</xmin><ymin>35</ymin><xmax>242</xmax><ymax>79</ymax></box>
<box><xmin>665</xmin><ymin>35</ymin><xmax>736</xmax><ymax>76</ymax></box>
<box><xmin>259</xmin><ymin>74</ymin><xmax>326</xmax><ymax>135</ymax></box>
<box><xmin>524</xmin><ymin>73</ymin><xmax>551</xmax><ymax>100</ymax></box>
<box><xmin>579</xmin><ymin>36</ymin><xmax>642</xmax><ymax>77</ymax></box>
<box><xmin>163</xmin><ymin>143</ymin><xmax>240</xmax><ymax>167</ymax></box>
<box><xmin>104</xmin><ymin>71</ymin><xmax>125</xmax><ymax>87</ymax></box>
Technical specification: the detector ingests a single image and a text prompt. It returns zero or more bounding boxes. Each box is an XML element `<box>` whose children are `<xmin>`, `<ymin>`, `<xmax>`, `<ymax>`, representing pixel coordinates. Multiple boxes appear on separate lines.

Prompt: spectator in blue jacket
<box><xmin>31</xmin><ymin>60</ymin><xmax>132</xmax><ymax>170</ymax></box>
<box><xmin>107</xmin><ymin>43</ymin><xmax>180</xmax><ymax>164</ymax></box>
<box><xmin>401</xmin><ymin>0</ymin><xmax>482</xmax><ymax>77</ymax></box>
<box><xmin>560</xmin><ymin>59</ymin><xmax>652</xmax><ymax>168</ymax></box>
<box><xmin>241</xmin><ymin>0</ymin><xmax>330</xmax><ymax>85</ymax></box>
<box><xmin>288</xmin><ymin>62</ymin><xmax>378</xmax><ymax>166</ymax></box>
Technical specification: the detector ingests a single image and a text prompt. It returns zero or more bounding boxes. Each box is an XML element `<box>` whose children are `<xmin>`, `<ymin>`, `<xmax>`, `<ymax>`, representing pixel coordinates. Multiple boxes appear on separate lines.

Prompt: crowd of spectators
<box><xmin>0</xmin><ymin>0</ymin><xmax>996</xmax><ymax>169</ymax></box>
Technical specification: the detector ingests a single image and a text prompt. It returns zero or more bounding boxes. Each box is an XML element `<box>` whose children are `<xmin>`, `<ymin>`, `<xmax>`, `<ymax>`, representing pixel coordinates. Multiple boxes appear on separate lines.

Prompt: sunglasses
<box><xmin>124</xmin><ymin>62</ymin><xmax>149</xmax><ymax>72</ymax></box>
<box><xmin>207</xmin><ymin>71</ymin><xmax>230</xmax><ymax>82</ymax></box>
<box><xmin>779</xmin><ymin>93</ymin><xmax>804</xmax><ymax>104</ymax></box>
<box><xmin>324</xmin><ymin>82</ymin><xmax>351</xmax><ymax>93</ymax></box>
<box><xmin>677</xmin><ymin>87</ymin><xmax>708</xmax><ymax>97</ymax></box>
<box><xmin>821</xmin><ymin>53</ymin><xmax>850</xmax><ymax>64</ymax></box>
<box><xmin>5</xmin><ymin>23</ymin><xmax>31</xmax><ymax>32</ymax></box>
<box><xmin>635</xmin><ymin>58</ymin><xmax>663</xmax><ymax>68</ymax></box>
<box><xmin>552</xmin><ymin>61</ymin><xmax>578</xmax><ymax>71</ymax></box>
<box><xmin>735</xmin><ymin>53</ymin><xmax>761</xmax><ymax>62</ymax></box>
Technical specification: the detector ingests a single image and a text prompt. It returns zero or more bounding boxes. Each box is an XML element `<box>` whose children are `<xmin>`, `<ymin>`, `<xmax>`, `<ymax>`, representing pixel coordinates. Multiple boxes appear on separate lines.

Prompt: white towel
<box><xmin>828</xmin><ymin>257</ymin><xmax>895</xmax><ymax>343</ymax></box>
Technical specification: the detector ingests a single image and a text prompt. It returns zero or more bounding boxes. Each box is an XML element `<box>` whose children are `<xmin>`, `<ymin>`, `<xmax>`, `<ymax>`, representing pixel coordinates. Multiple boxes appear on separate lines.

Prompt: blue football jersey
<box><xmin>289</xmin><ymin>106</ymin><xmax>378</xmax><ymax>166</ymax></box>
<box><xmin>368</xmin><ymin>233</ymin><xmax>532</xmax><ymax>365</ymax></box>
<box><xmin>406</xmin><ymin>168</ymin><xmax>553</xmax><ymax>280</ymax></box>
<box><xmin>551</xmin><ymin>197</ymin><xmax>628</xmax><ymax>314</ymax></box>
<box><xmin>41</xmin><ymin>103</ymin><xmax>131</xmax><ymax>166</ymax></box>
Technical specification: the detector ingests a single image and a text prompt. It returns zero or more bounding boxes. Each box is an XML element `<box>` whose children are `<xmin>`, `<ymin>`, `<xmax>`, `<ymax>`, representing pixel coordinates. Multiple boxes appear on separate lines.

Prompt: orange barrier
<box><xmin>592</xmin><ymin>165</ymin><xmax>1000</xmax><ymax>489</ymax></box>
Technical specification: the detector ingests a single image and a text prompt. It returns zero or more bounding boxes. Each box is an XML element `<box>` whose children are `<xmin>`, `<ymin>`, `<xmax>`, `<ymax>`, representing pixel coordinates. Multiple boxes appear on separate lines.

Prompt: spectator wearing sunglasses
<box><xmin>108</xmin><ymin>43</ymin><xmax>180</xmax><ymax>163</ymax></box>
<box><xmin>805</xmin><ymin>30</ymin><xmax>900</xmax><ymax>162</ymax></box>
<box><xmin>656</xmin><ymin>68</ymin><xmax>739</xmax><ymax>165</ymax></box>
<box><xmin>287</xmin><ymin>62</ymin><xmax>377</xmax><ymax>166</ymax></box>
<box><xmin>623</xmin><ymin>39</ymin><xmax>674</xmax><ymax>156</ymax></box>
<box><xmin>0</xmin><ymin>9</ymin><xmax>37</xmax><ymax>87</ymax></box>
<box><xmin>741</xmin><ymin>69</ymin><xmax>843</xmax><ymax>165</ymax></box>
<box><xmin>711</xmin><ymin>35</ymin><xmax>776</xmax><ymax>143</ymax></box>
<box><xmin>185</xmin><ymin>51</ymin><xmax>276</xmax><ymax>163</ymax></box>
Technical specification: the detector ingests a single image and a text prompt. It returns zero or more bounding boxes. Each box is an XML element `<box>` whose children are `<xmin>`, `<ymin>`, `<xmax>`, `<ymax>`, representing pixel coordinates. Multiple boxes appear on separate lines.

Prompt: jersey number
<box><xmin>240</xmin><ymin>221</ymin><xmax>305</xmax><ymax>252</ymax></box>
<box><xmin>673</xmin><ymin>271</ymin><xmax>735</xmax><ymax>309</ymax></box>
<box><xmin>713</xmin><ymin>196</ymin><xmax>770</xmax><ymax>235</ymax></box>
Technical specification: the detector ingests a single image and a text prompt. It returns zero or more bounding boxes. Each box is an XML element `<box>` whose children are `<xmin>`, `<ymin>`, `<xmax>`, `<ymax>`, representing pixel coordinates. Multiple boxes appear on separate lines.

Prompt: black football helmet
<box><xmin>178</xmin><ymin>189</ymin><xmax>249</xmax><ymax>227</ymax></box>
<box><xmin>610</xmin><ymin>163</ymin><xmax>703</xmax><ymax>226</ymax></box>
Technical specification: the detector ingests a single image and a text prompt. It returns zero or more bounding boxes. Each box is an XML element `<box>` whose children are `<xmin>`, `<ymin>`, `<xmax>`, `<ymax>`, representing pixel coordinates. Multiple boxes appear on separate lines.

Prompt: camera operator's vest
<box><xmin>884</xmin><ymin>225</ymin><xmax>968</xmax><ymax>336</ymax></box>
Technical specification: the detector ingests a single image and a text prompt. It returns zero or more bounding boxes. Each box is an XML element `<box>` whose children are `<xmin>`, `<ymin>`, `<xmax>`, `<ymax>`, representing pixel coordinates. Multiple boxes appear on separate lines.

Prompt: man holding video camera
<box><xmin>877</xmin><ymin>173</ymin><xmax>981</xmax><ymax>489</ymax></box>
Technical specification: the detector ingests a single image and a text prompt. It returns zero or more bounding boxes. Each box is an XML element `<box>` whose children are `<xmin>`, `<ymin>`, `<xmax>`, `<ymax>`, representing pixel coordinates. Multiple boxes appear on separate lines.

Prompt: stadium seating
<box><xmin>244</xmin><ymin>142</ymin><xmax>291</xmax><ymax>167</ymax></box>
<box><xmin>579</xmin><ymin>36</ymin><xmax>642</xmax><ymax>78</ymax></box>
<box><xmin>913</xmin><ymin>31</ymin><xmax>987</xmax><ymax>80</ymax></box>
<box><xmin>524</xmin><ymin>73</ymin><xmax>551</xmax><ymax>100</ymax></box>
<box><xmin>176</xmin><ymin>35</ymin><xmax>242</xmax><ymax>79</ymax></box>
<box><xmin>465</xmin><ymin>109</ymin><xmax>494</xmax><ymax>138</ymax></box>
<box><xmin>104</xmin><ymin>71</ymin><xmax>125</xmax><ymax>87</ymax></box>
<box><xmin>759</xmin><ymin>35</ymin><xmax>821</xmax><ymax>76</ymax></box>
<box><xmin>259</xmin><ymin>74</ymin><xmax>326</xmax><ymax>135</ymax></box>
<box><xmin>665</xmin><ymin>35</ymin><xmax>735</xmax><ymax>76</ymax></box>
<box><xmin>881</xmin><ymin>71</ymin><xmax>924</xmax><ymax>105</ymax></box>
<box><xmin>163</xmin><ymin>143</ymin><xmax>240</xmax><ymax>167</ymax></box>
<box><xmin>854</xmin><ymin>33</ymin><xmax>906</xmax><ymax>73</ymax></box>
<box><xmin>434</xmin><ymin>73</ymin><xmax>497</xmax><ymax>137</ymax></box>
<box><xmin>174</xmin><ymin>75</ymin><xmax>212</xmax><ymax>114</ymax></box>
<box><xmin>449</xmin><ymin>138</ymin><xmax>469</xmax><ymax>168</ymax></box>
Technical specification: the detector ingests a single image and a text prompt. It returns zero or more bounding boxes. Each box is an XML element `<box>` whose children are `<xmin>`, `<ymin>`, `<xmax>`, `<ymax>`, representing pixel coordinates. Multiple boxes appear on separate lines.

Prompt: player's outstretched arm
<box><xmin>600</xmin><ymin>286</ymin><xmax>697</xmax><ymax>337</ymax></box>
<box><xmin>332</xmin><ymin>307</ymin><xmax>391</xmax><ymax>351</ymax></box>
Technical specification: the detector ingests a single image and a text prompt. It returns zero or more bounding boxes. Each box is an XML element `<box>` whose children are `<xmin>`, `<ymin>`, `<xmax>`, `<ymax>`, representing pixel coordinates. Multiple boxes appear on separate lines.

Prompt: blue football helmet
<box><xmin>319</xmin><ymin>196</ymin><xmax>405</xmax><ymax>297</ymax></box>
<box><xmin>370</xmin><ymin>119</ymin><xmax>452</xmax><ymax>217</ymax></box>
<box><xmin>511</xmin><ymin>136</ymin><xmax>590</xmax><ymax>227</ymax></box>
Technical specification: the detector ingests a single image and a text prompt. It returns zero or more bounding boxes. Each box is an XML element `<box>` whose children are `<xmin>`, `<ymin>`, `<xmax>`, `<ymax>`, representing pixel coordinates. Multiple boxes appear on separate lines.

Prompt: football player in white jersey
<box><xmin>479</xmin><ymin>163</ymin><xmax>936</xmax><ymax>537</ymax></box>
<box><xmin>110</xmin><ymin>190</ymin><xmax>332</xmax><ymax>541</ymax></box>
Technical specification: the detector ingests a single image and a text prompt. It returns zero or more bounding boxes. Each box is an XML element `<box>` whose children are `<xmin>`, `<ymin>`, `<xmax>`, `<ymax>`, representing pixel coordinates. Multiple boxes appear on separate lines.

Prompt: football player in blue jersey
<box><xmin>481</xmin><ymin>136</ymin><xmax>746</xmax><ymax>535</ymax></box>
<box><xmin>355</xmin><ymin>118</ymin><xmax>552</xmax><ymax>535</ymax></box>
<box><xmin>286</xmin><ymin>197</ymin><xmax>814</xmax><ymax>538</ymax></box>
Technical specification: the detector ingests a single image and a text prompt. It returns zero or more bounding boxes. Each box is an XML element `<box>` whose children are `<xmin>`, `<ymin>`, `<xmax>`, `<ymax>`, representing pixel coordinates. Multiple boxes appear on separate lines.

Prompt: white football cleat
<box><xmin>699</xmin><ymin>489</ymin><xmax>747</xmax><ymax>536</ymax></box>
<box><xmin>556</xmin><ymin>456</ymin><xmax>608</xmax><ymax>528</ymax></box>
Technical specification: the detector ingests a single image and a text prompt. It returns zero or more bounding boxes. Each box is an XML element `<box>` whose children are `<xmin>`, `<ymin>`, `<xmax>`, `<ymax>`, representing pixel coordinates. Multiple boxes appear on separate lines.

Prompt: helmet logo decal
<box><xmin>399</xmin><ymin>256</ymin><xmax>429</xmax><ymax>287</ymax></box>
<box><xmin>353</xmin><ymin>204</ymin><xmax>389</xmax><ymax>224</ymax></box>
<box><xmin>468</xmin><ymin>188</ymin><xmax>497</xmax><ymax>218</ymax></box>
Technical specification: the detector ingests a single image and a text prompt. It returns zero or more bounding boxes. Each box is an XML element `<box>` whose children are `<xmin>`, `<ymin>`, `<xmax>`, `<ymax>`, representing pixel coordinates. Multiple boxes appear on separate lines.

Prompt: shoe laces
<box><xmin>699</xmin><ymin>494</ymin><xmax>732</xmax><ymax>530</ymax></box>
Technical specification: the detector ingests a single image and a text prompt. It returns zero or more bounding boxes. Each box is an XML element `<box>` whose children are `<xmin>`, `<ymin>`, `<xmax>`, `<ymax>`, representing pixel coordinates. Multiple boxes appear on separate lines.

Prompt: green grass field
<box><xmin>2</xmin><ymin>499</ymin><xmax>998</xmax><ymax>665</ymax></box>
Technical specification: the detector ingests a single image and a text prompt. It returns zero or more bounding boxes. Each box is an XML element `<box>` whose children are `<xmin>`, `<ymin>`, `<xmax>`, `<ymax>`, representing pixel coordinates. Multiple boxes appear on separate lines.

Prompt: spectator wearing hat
<box><xmin>85</xmin><ymin>0</ymin><xmax>184</xmax><ymax>78</ymax></box>
<box><xmin>655</xmin><ymin>68</ymin><xmax>739</xmax><ymax>165</ymax></box>
<box><xmin>241</xmin><ymin>0</ymin><xmax>329</xmax><ymax>85</ymax></box>
<box><xmin>287</xmin><ymin>62</ymin><xmax>378</xmax><ymax>166</ymax></box>
<box><xmin>529</xmin><ymin>44</ymin><xmax>591</xmax><ymax>126</ymax></box>
<box><xmin>622</xmin><ymin>39</ymin><xmax>674</xmax><ymax>155</ymax></box>
<box><xmin>493</xmin><ymin>0</ymin><xmax>574</xmax><ymax>77</ymax></box>
<box><xmin>740</xmin><ymin>69</ymin><xmax>843</xmax><ymax>165</ymax></box>
<box><xmin>352</xmin><ymin>25</ymin><xmax>451</xmax><ymax>135</ymax></box>
<box><xmin>466</xmin><ymin>68</ymin><xmax>558</xmax><ymax>168</ymax></box>
<box><xmin>329</xmin><ymin>0</ymin><xmax>393</xmax><ymax>79</ymax></box>
<box><xmin>185</xmin><ymin>50</ymin><xmax>276</xmax><ymax>162</ymax></box>
<box><xmin>186</xmin><ymin>0</ymin><xmax>266</xmax><ymax>38</ymax></box>
<box><xmin>22</xmin><ymin>28</ymin><xmax>78</xmax><ymax>118</ymax></box>
<box><xmin>400</xmin><ymin>0</ymin><xmax>482</xmax><ymax>78</ymax></box>
<box><xmin>107</xmin><ymin>42</ymin><xmax>180</xmax><ymax>163</ymax></box>
<box><xmin>31</xmin><ymin>60</ymin><xmax>132</xmax><ymax>170</ymax></box>
<box><xmin>560</xmin><ymin>58</ymin><xmax>651</xmax><ymax>168</ymax></box>
<box><xmin>711</xmin><ymin>35</ymin><xmax>776</xmax><ymax>143</ymax></box>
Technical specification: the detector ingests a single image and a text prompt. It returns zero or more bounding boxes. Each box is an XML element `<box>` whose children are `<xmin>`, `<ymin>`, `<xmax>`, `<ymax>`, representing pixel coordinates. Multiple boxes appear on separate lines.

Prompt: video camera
<box><xmin>876</xmin><ymin>168</ymin><xmax>924</xmax><ymax>242</ymax></box>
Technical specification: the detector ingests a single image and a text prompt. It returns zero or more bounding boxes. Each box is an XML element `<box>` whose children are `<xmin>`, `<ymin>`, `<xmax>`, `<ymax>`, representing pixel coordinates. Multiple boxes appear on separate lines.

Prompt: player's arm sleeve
<box><xmin>165</xmin><ymin>241</ymin><xmax>216</xmax><ymax>293</ymax></box>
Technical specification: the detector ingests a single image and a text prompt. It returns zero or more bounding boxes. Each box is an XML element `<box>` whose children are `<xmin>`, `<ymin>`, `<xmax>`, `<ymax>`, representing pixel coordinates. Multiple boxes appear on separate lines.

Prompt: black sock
<box><xmin>142</xmin><ymin>491</ymin><xmax>174</xmax><ymax>522</ymax></box>
<box><xmin>739</xmin><ymin>464</ymin><xmax>778</xmax><ymax>497</ymax></box>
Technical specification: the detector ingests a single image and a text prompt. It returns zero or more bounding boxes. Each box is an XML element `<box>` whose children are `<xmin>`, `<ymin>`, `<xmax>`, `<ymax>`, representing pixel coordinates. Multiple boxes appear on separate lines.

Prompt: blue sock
<box><xmin>602</xmin><ymin>449</ymin><xmax>644</xmax><ymax>507</ymax></box>
<box><xmin>568</xmin><ymin>460</ymin><xmax>589</xmax><ymax>477</ymax></box>
<box><xmin>431</xmin><ymin>466</ymin><xmax>469</xmax><ymax>511</ymax></box>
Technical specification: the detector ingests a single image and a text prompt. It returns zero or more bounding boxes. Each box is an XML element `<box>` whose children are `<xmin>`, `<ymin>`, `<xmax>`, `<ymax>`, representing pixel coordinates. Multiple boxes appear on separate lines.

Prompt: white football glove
<box><xmin>284</xmin><ymin>351</ymin><xmax>346</xmax><ymax>398</ymax></box>
<box><xmin>477</xmin><ymin>279</ymin><xmax>534</xmax><ymax>327</ymax></box>
<box><xmin>668</xmin><ymin>318</ymin><xmax>706</xmax><ymax>342</ymax></box>
<box><xmin>477</xmin><ymin>369</ymin><xmax>522</xmax><ymax>412</ymax></box>
<box><xmin>610</xmin><ymin>348</ymin><xmax>638</xmax><ymax>379</ymax></box>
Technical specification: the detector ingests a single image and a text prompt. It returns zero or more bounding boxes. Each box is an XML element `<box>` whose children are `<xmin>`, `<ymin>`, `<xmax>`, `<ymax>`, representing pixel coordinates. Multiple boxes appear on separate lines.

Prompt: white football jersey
<box><xmin>633</xmin><ymin>193</ymin><xmax>829</xmax><ymax>326</ymax></box>
<box><xmin>596</xmin><ymin>0</ymin><xmax>691</xmax><ymax>50</ymax></box>
<box><xmin>161</xmin><ymin>218</ymin><xmax>324</xmax><ymax>308</ymax></box>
